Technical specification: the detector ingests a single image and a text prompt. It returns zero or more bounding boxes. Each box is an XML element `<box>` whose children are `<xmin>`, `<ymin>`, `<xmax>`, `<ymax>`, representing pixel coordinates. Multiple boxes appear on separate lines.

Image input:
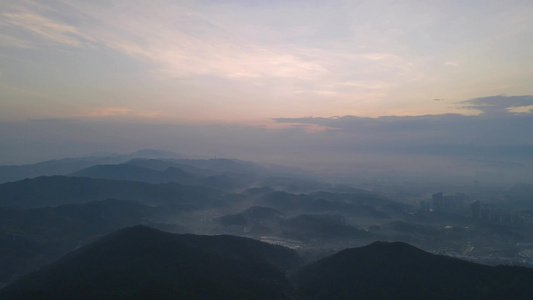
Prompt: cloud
<box><xmin>83</xmin><ymin>107</ymin><xmax>160</xmax><ymax>119</ymax></box>
<box><xmin>0</xmin><ymin>0</ymin><xmax>415</xmax><ymax>85</ymax></box>
<box><xmin>0</xmin><ymin>9</ymin><xmax>92</xmax><ymax>47</ymax></box>
<box><xmin>273</xmin><ymin>95</ymin><xmax>533</xmax><ymax>159</ymax></box>
<box><xmin>2</xmin><ymin>0</ymin><xmax>533</xmax><ymax>126</ymax></box>
<box><xmin>0</xmin><ymin>32</ymin><xmax>34</xmax><ymax>48</ymax></box>
<box><xmin>461</xmin><ymin>95</ymin><xmax>533</xmax><ymax>115</ymax></box>
<box><xmin>445</xmin><ymin>61</ymin><xmax>459</xmax><ymax>67</ymax></box>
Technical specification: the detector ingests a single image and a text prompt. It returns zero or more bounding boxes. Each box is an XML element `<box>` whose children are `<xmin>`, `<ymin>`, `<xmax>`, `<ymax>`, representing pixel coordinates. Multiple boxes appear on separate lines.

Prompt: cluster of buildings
<box><xmin>419</xmin><ymin>192</ymin><xmax>470</xmax><ymax>215</ymax></box>
<box><xmin>419</xmin><ymin>192</ymin><xmax>533</xmax><ymax>225</ymax></box>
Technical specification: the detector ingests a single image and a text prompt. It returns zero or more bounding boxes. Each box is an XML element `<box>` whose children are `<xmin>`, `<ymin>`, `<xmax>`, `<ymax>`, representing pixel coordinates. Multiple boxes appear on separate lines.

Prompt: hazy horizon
<box><xmin>1</xmin><ymin>1</ymin><xmax>532</xmax><ymax>185</ymax></box>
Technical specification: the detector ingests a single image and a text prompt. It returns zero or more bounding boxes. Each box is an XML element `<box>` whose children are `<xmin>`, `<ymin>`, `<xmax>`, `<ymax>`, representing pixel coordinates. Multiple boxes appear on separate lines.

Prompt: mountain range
<box><xmin>2</xmin><ymin>150</ymin><xmax>533</xmax><ymax>298</ymax></box>
<box><xmin>0</xmin><ymin>149</ymin><xmax>183</xmax><ymax>184</ymax></box>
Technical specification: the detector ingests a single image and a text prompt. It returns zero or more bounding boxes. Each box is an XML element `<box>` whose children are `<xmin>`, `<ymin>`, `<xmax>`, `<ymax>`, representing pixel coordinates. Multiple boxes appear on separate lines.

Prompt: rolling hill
<box><xmin>0</xmin><ymin>176</ymin><xmax>225</xmax><ymax>209</ymax></box>
<box><xmin>291</xmin><ymin>241</ymin><xmax>533</xmax><ymax>299</ymax></box>
<box><xmin>1</xmin><ymin>226</ymin><xmax>301</xmax><ymax>299</ymax></box>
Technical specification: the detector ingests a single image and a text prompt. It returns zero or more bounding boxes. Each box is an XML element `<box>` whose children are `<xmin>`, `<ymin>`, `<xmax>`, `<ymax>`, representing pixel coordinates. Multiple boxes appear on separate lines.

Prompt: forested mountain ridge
<box><xmin>3</xmin><ymin>226</ymin><xmax>533</xmax><ymax>299</ymax></box>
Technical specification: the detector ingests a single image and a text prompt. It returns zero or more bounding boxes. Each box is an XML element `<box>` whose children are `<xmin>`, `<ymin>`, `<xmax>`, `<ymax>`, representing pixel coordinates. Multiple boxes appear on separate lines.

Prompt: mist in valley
<box><xmin>1</xmin><ymin>143</ymin><xmax>533</xmax><ymax>288</ymax></box>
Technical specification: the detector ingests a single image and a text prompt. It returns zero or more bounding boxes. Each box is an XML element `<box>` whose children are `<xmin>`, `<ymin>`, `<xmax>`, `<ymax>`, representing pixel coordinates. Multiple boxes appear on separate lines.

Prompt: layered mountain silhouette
<box><xmin>71</xmin><ymin>161</ymin><xmax>257</xmax><ymax>191</ymax></box>
<box><xmin>0</xmin><ymin>176</ymin><xmax>224</xmax><ymax>209</ymax></box>
<box><xmin>2</xmin><ymin>152</ymin><xmax>533</xmax><ymax>299</ymax></box>
<box><xmin>219</xmin><ymin>206</ymin><xmax>283</xmax><ymax>227</ymax></box>
<box><xmin>255</xmin><ymin>190</ymin><xmax>401</xmax><ymax>216</ymax></box>
<box><xmin>218</xmin><ymin>206</ymin><xmax>284</xmax><ymax>235</ymax></box>
<box><xmin>217</xmin><ymin>207</ymin><xmax>371</xmax><ymax>240</ymax></box>
<box><xmin>71</xmin><ymin>163</ymin><xmax>200</xmax><ymax>185</ymax></box>
<box><xmin>283</xmin><ymin>214</ymin><xmax>368</xmax><ymax>240</ymax></box>
<box><xmin>3</xmin><ymin>227</ymin><xmax>533</xmax><ymax>299</ymax></box>
<box><xmin>0</xmin><ymin>149</ymin><xmax>183</xmax><ymax>184</ymax></box>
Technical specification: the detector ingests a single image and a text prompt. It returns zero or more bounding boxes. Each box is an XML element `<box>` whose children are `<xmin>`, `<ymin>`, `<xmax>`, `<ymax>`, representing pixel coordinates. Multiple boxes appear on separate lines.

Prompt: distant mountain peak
<box><xmin>97</xmin><ymin>224</ymin><xmax>170</xmax><ymax>244</ymax></box>
<box><xmin>366</xmin><ymin>240</ymin><xmax>418</xmax><ymax>249</ymax></box>
<box><xmin>128</xmin><ymin>149</ymin><xmax>182</xmax><ymax>158</ymax></box>
<box><xmin>335</xmin><ymin>240</ymin><xmax>430</xmax><ymax>259</ymax></box>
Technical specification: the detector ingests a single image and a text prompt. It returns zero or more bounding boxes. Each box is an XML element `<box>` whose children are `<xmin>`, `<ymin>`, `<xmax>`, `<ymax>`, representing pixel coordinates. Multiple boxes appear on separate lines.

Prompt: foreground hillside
<box><xmin>291</xmin><ymin>241</ymin><xmax>533</xmax><ymax>299</ymax></box>
<box><xmin>3</xmin><ymin>226</ymin><xmax>533</xmax><ymax>299</ymax></box>
<box><xmin>1</xmin><ymin>226</ymin><xmax>301</xmax><ymax>300</ymax></box>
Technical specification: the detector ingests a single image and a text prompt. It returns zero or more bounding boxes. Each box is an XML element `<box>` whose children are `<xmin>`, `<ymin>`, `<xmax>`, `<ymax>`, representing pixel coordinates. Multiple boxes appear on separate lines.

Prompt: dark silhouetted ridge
<box><xmin>291</xmin><ymin>241</ymin><xmax>533</xmax><ymax>300</ymax></box>
<box><xmin>1</xmin><ymin>225</ymin><xmax>300</xmax><ymax>299</ymax></box>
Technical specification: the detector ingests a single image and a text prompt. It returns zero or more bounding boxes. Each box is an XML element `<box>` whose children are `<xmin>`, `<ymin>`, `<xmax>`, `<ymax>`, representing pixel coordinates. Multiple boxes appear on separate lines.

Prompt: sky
<box><xmin>1</xmin><ymin>0</ymin><xmax>532</xmax><ymax>184</ymax></box>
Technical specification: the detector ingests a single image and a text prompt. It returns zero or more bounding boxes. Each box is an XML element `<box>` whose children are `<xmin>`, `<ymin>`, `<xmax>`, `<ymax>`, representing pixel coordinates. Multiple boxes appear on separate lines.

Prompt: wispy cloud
<box><xmin>2</xmin><ymin>0</ymin><xmax>532</xmax><ymax>124</ymax></box>
<box><xmin>334</xmin><ymin>80</ymin><xmax>397</xmax><ymax>90</ymax></box>
<box><xmin>83</xmin><ymin>107</ymin><xmax>160</xmax><ymax>119</ymax></box>
<box><xmin>1</xmin><ymin>9</ymin><xmax>91</xmax><ymax>47</ymax></box>
<box><xmin>0</xmin><ymin>0</ymin><xmax>414</xmax><ymax>84</ymax></box>
<box><xmin>0</xmin><ymin>32</ymin><xmax>34</xmax><ymax>48</ymax></box>
<box><xmin>445</xmin><ymin>61</ymin><xmax>459</xmax><ymax>67</ymax></box>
